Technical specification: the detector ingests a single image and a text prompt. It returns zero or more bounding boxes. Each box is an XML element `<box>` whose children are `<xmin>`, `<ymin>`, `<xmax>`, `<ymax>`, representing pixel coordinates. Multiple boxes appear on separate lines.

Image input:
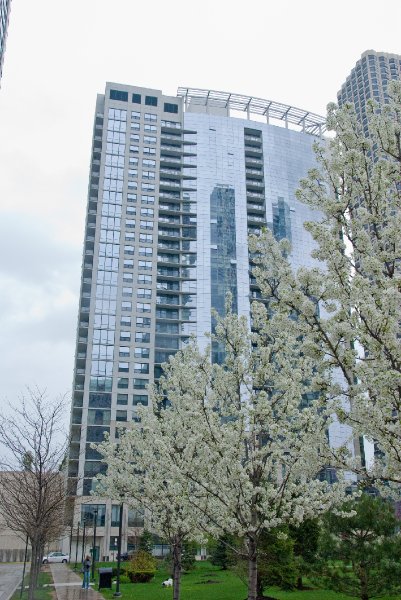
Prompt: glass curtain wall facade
<box><xmin>67</xmin><ymin>84</ymin><xmax>350</xmax><ymax>559</ymax></box>
<box><xmin>338</xmin><ymin>49</ymin><xmax>401</xmax><ymax>134</ymax></box>
<box><xmin>0</xmin><ymin>0</ymin><xmax>11</xmax><ymax>84</ymax></box>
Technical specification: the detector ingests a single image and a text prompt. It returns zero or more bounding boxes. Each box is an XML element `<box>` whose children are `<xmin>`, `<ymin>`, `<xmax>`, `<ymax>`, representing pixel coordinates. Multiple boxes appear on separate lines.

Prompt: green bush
<box><xmin>127</xmin><ymin>550</ymin><xmax>156</xmax><ymax>583</ymax></box>
<box><xmin>111</xmin><ymin>567</ymin><xmax>126</xmax><ymax>577</ymax></box>
<box><xmin>119</xmin><ymin>575</ymin><xmax>131</xmax><ymax>584</ymax></box>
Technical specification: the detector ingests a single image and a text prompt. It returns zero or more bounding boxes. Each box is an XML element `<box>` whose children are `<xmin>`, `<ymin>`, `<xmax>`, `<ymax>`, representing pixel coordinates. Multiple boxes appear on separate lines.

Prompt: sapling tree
<box><xmin>249</xmin><ymin>81</ymin><xmax>401</xmax><ymax>486</ymax></box>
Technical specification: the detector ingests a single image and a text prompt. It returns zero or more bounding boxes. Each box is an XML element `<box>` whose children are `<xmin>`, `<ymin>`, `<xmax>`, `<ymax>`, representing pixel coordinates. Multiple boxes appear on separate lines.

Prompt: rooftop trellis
<box><xmin>177</xmin><ymin>87</ymin><xmax>326</xmax><ymax>136</ymax></box>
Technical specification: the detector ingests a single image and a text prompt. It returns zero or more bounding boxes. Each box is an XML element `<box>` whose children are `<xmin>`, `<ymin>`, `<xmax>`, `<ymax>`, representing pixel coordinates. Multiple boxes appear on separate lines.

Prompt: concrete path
<box><xmin>0</xmin><ymin>563</ymin><xmax>29</xmax><ymax>600</ymax></box>
<box><xmin>49</xmin><ymin>564</ymin><xmax>105</xmax><ymax>600</ymax></box>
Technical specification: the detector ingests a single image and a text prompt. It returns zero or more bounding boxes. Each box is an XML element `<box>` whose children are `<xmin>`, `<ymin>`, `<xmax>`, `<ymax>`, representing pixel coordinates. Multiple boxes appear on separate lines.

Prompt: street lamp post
<box><xmin>74</xmin><ymin>522</ymin><xmax>80</xmax><ymax>570</ymax></box>
<box><xmin>91</xmin><ymin>508</ymin><xmax>98</xmax><ymax>581</ymax></box>
<box><xmin>81</xmin><ymin>519</ymin><xmax>87</xmax><ymax>565</ymax></box>
<box><xmin>113</xmin><ymin>503</ymin><xmax>123</xmax><ymax>597</ymax></box>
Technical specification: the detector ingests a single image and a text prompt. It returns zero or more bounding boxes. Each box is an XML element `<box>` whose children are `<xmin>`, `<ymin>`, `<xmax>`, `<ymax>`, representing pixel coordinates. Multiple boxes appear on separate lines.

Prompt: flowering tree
<box><xmin>154</xmin><ymin>302</ymin><xmax>350</xmax><ymax>600</ymax></box>
<box><xmin>96</xmin><ymin>361</ymin><xmax>211</xmax><ymax>600</ymax></box>
<box><xmin>249</xmin><ymin>82</ymin><xmax>401</xmax><ymax>486</ymax></box>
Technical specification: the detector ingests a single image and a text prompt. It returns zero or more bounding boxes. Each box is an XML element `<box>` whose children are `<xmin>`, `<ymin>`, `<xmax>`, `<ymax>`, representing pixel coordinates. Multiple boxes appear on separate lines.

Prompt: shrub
<box><xmin>119</xmin><ymin>575</ymin><xmax>131</xmax><ymax>584</ymax></box>
<box><xmin>127</xmin><ymin>550</ymin><xmax>156</xmax><ymax>583</ymax></box>
<box><xmin>111</xmin><ymin>567</ymin><xmax>126</xmax><ymax>577</ymax></box>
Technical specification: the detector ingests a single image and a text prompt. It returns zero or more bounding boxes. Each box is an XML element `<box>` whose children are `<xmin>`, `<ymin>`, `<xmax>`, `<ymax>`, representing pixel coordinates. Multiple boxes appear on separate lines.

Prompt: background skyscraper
<box><xmin>0</xmin><ymin>0</ymin><xmax>11</xmax><ymax>84</ymax></box>
<box><xmin>338</xmin><ymin>49</ymin><xmax>401</xmax><ymax>134</ymax></box>
<box><xmin>67</xmin><ymin>83</ymin><xmax>352</xmax><ymax>558</ymax></box>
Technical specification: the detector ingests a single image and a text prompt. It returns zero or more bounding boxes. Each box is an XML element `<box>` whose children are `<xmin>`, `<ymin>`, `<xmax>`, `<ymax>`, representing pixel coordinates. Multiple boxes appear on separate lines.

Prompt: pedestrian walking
<box><xmin>82</xmin><ymin>555</ymin><xmax>91</xmax><ymax>589</ymax></box>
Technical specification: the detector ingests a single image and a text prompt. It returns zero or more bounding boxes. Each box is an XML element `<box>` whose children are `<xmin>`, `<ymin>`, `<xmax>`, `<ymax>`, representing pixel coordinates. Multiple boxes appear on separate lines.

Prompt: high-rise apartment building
<box><xmin>67</xmin><ymin>84</ymin><xmax>351</xmax><ymax>559</ymax></box>
<box><xmin>338</xmin><ymin>49</ymin><xmax>401</xmax><ymax>134</ymax></box>
<box><xmin>0</xmin><ymin>0</ymin><xmax>11</xmax><ymax>84</ymax></box>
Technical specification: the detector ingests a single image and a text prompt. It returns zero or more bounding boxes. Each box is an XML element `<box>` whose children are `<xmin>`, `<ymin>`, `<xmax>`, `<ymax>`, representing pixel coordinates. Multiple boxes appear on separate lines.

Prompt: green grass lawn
<box><xmin>87</xmin><ymin>560</ymin><xmax>401</xmax><ymax>600</ymax></box>
<box><xmin>11</xmin><ymin>568</ymin><xmax>54</xmax><ymax>600</ymax></box>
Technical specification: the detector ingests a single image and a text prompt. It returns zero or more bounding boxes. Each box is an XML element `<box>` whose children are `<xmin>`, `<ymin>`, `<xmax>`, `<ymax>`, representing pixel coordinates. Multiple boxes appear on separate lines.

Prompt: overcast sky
<box><xmin>0</xmin><ymin>0</ymin><xmax>400</xmax><ymax>422</ymax></box>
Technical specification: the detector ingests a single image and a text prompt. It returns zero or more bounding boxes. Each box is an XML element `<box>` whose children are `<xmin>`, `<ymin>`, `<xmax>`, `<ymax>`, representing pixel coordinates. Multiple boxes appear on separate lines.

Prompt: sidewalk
<box><xmin>49</xmin><ymin>564</ymin><xmax>105</xmax><ymax>600</ymax></box>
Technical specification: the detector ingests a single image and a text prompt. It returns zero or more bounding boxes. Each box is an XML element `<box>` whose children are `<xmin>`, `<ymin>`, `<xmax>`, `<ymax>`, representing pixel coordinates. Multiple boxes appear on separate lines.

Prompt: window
<box><xmin>81</xmin><ymin>504</ymin><xmax>106</xmax><ymax>527</ymax></box>
<box><xmin>144</xmin><ymin>136</ymin><xmax>157</xmax><ymax>144</ymax></box>
<box><xmin>120</xmin><ymin>315</ymin><xmax>131</xmax><ymax>326</ymax></box>
<box><xmin>116</xmin><ymin>410</ymin><xmax>127</xmax><ymax>422</ymax></box>
<box><xmin>137</xmin><ymin>288</ymin><xmax>151</xmax><ymax>298</ymax></box>
<box><xmin>121</xmin><ymin>301</ymin><xmax>132</xmax><ymax>311</ymax></box>
<box><xmin>143</xmin><ymin>159</ymin><xmax>156</xmax><ymax>168</ymax></box>
<box><xmin>134</xmin><ymin>363</ymin><xmax>149</xmax><ymax>374</ymax></box>
<box><xmin>125</xmin><ymin>231</ymin><xmax>135</xmax><ymax>241</ymax></box>
<box><xmin>127</xmin><ymin>181</ymin><xmax>137</xmax><ymax>190</ymax></box>
<box><xmin>145</xmin><ymin>110</ymin><xmax>158</xmax><ymax>118</ymax></box>
<box><xmin>133</xmin><ymin>378</ymin><xmax>148</xmax><ymax>389</ymax></box>
<box><xmin>129</xmin><ymin>156</ymin><xmax>138</xmax><ymax>165</ymax></box>
<box><xmin>135</xmin><ymin>347</ymin><xmax>149</xmax><ymax>358</ymax></box>
<box><xmin>110</xmin><ymin>89</ymin><xmax>128</xmax><ymax>102</ymax></box>
<box><xmin>89</xmin><ymin>393</ymin><xmax>112</xmax><ymax>408</ymax></box>
<box><xmin>128</xmin><ymin>168</ymin><xmax>138</xmax><ymax>178</ymax></box>
<box><xmin>125</xmin><ymin>219</ymin><xmax>136</xmax><ymax>228</ymax></box>
<box><xmin>138</xmin><ymin>274</ymin><xmax>152</xmax><ymax>284</ymax></box>
<box><xmin>141</xmin><ymin>195</ymin><xmax>155</xmax><ymax>205</ymax></box>
<box><xmin>117</xmin><ymin>377</ymin><xmax>129</xmax><ymax>389</ymax></box>
<box><xmin>139</xmin><ymin>247</ymin><xmax>153</xmax><ymax>256</ymax></box>
<box><xmin>130</xmin><ymin>122</ymin><xmax>140</xmax><ymax>130</ymax></box>
<box><xmin>143</xmin><ymin>147</ymin><xmax>156</xmax><ymax>155</ymax></box>
<box><xmin>131</xmin><ymin>110</ymin><xmax>141</xmax><ymax>119</ymax></box>
<box><xmin>137</xmin><ymin>302</ymin><xmax>151</xmax><ymax>313</ymax></box>
<box><xmin>122</xmin><ymin>287</ymin><xmax>132</xmax><ymax>296</ymax></box>
<box><xmin>123</xmin><ymin>272</ymin><xmax>133</xmax><ymax>282</ymax></box>
<box><xmin>124</xmin><ymin>245</ymin><xmax>135</xmax><ymax>255</ymax></box>
<box><xmin>117</xmin><ymin>393</ymin><xmax>128</xmax><ymax>405</ymax></box>
<box><xmin>127</xmin><ymin>194</ymin><xmax>137</xmax><ymax>204</ymax></box>
<box><xmin>135</xmin><ymin>332</ymin><xmax>150</xmax><ymax>343</ymax></box>
<box><xmin>164</xmin><ymin>102</ymin><xmax>178</xmax><ymax>114</ymax></box>
<box><xmin>111</xmin><ymin>504</ymin><xmax>121</xmax><ymax>527</ymax></box>
<box><xmin>130</xmin><ymin>133</ymin><xmax>139</xmax><ymax>142</ymax></box>
<box><xmin>119</xmin><ymin>362</ymin><xmax>129</xmax><ymax>372</ymax></box>
<box><xmin>141</xmin><ymin>207</ymin><xmax>154</xmax><ymax>217</ymax></box>
<box><xmin>144</xmin><ymin>124</ymin><xmax>157</xmax><ymax>132</ymax></box>
<box><xmin>141</xmin><ymin>182</ymin><xmax>155</xmax><ymax>192</ymax></box>
<box><xmin>130</xmin><ymin>145</ymin><xmax>139</xmax><ymax>153</ymax></box>
<box><xmin>133</xmin><ymin>394</ymin><xmax>148</xmax><ymax>406</ymax></box>
<box><xmin>119</xmin><ymin>346</ymin><xmax>130</xmax><ymax>357</ymax></box>
<box><xmin>142</xmin><ymin>170</ymin><xmax>155</xmax><ymax>180</ymax></box>
<box><xmin>123</xmin><ymin>259</ymin><xmax>134</xmax><ymax>269</ymax></box>
<box><xmin>138</xmin><ymin>260</ymin><xmax>152</xmax><ymax>271</ymax></box>
<box><xmin>140</xmin><ymin>234</ymin><xmax>153</xmax><ymax>243</ymax></box>
<box><xmin>120</xmin><ymin>331</ymin><xmax>131</xmax><ymax>341</ymax></box>
<box><xmin>132</xmin><ymin>93</ymin><xmax>141</xmax><ymax>104</ymax></box>
<box><xmin>136</xmin><ymin>316</ymin><xmax>151</xmax><ymax>328</ymax></box>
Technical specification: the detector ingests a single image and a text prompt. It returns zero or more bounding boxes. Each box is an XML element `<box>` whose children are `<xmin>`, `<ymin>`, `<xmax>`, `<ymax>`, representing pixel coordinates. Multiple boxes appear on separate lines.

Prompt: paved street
<box><xmin>50</xmin><ymin>564</ymin><xmax>104</xmax><ymax>600</ymax></box>
<box><xmin>0</xmin><ymin>563</ymin><xmax>29</xmax><ymax>600</ymax></box>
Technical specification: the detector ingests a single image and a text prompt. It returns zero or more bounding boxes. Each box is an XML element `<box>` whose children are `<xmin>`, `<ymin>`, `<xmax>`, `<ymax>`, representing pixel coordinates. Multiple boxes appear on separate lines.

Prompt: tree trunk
<box><xmin>172</xmin><ymin>537</ymin><xmax>183</xmax><ymax>600</ymax></box>
<box><xmin>28</xmin><ymin>539</ymin><xmax>41</xmax><ymax>600</ymax></box>
<box><xmin>247</xmin><ymin>537</ymin><xmax>258</xmax><ymax>600</ymax></box>
<box><xmin>360</xmin><ymin>565</ymin><xmax>369</xmax><ymax>600</ymax></box>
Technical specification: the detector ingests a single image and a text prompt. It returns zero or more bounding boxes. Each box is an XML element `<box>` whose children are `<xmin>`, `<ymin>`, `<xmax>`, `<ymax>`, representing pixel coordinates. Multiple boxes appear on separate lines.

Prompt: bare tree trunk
<box><xmin>172</xmin><ymin>537</ymin><xmax>182</xmax><ymax>600</ymax></box>
<box><xmin>28</xmin><ymin>538</ymin><xmax>42</xmax><ymax>600</ymax></box>
<box><xmin>247</xmin><ymin>536</ymin><xmax>258</xmax><ymax>600</ymax></box>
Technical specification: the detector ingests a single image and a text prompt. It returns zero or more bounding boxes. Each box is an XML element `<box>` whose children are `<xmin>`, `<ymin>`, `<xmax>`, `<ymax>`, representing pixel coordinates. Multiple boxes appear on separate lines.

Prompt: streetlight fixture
<box><xmin>113</xmin><ymin>503</ymin><xmax>123</xmax><ymax>597</ymax></box>
<box><xmin>74</xmin><ymin>522</ymin><xmax>80</xmax><ymax>570</ymax></box>
<box><xmin>81</xmin><ymin>518</ymin><xmax>87</xmax><ymax>565</ymax></box>
<box><xmin>91</xmin><ymin>507</ymin><xmax>98</xmax><ymax>581</ymax></box>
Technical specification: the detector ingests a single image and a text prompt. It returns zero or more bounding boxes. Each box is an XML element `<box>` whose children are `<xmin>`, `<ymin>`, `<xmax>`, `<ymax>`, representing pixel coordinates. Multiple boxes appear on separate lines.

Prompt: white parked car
<box><xmin>42</xmin><ymin>552</ymin><xmax>69</xmax><ymax>564</ymax></box>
